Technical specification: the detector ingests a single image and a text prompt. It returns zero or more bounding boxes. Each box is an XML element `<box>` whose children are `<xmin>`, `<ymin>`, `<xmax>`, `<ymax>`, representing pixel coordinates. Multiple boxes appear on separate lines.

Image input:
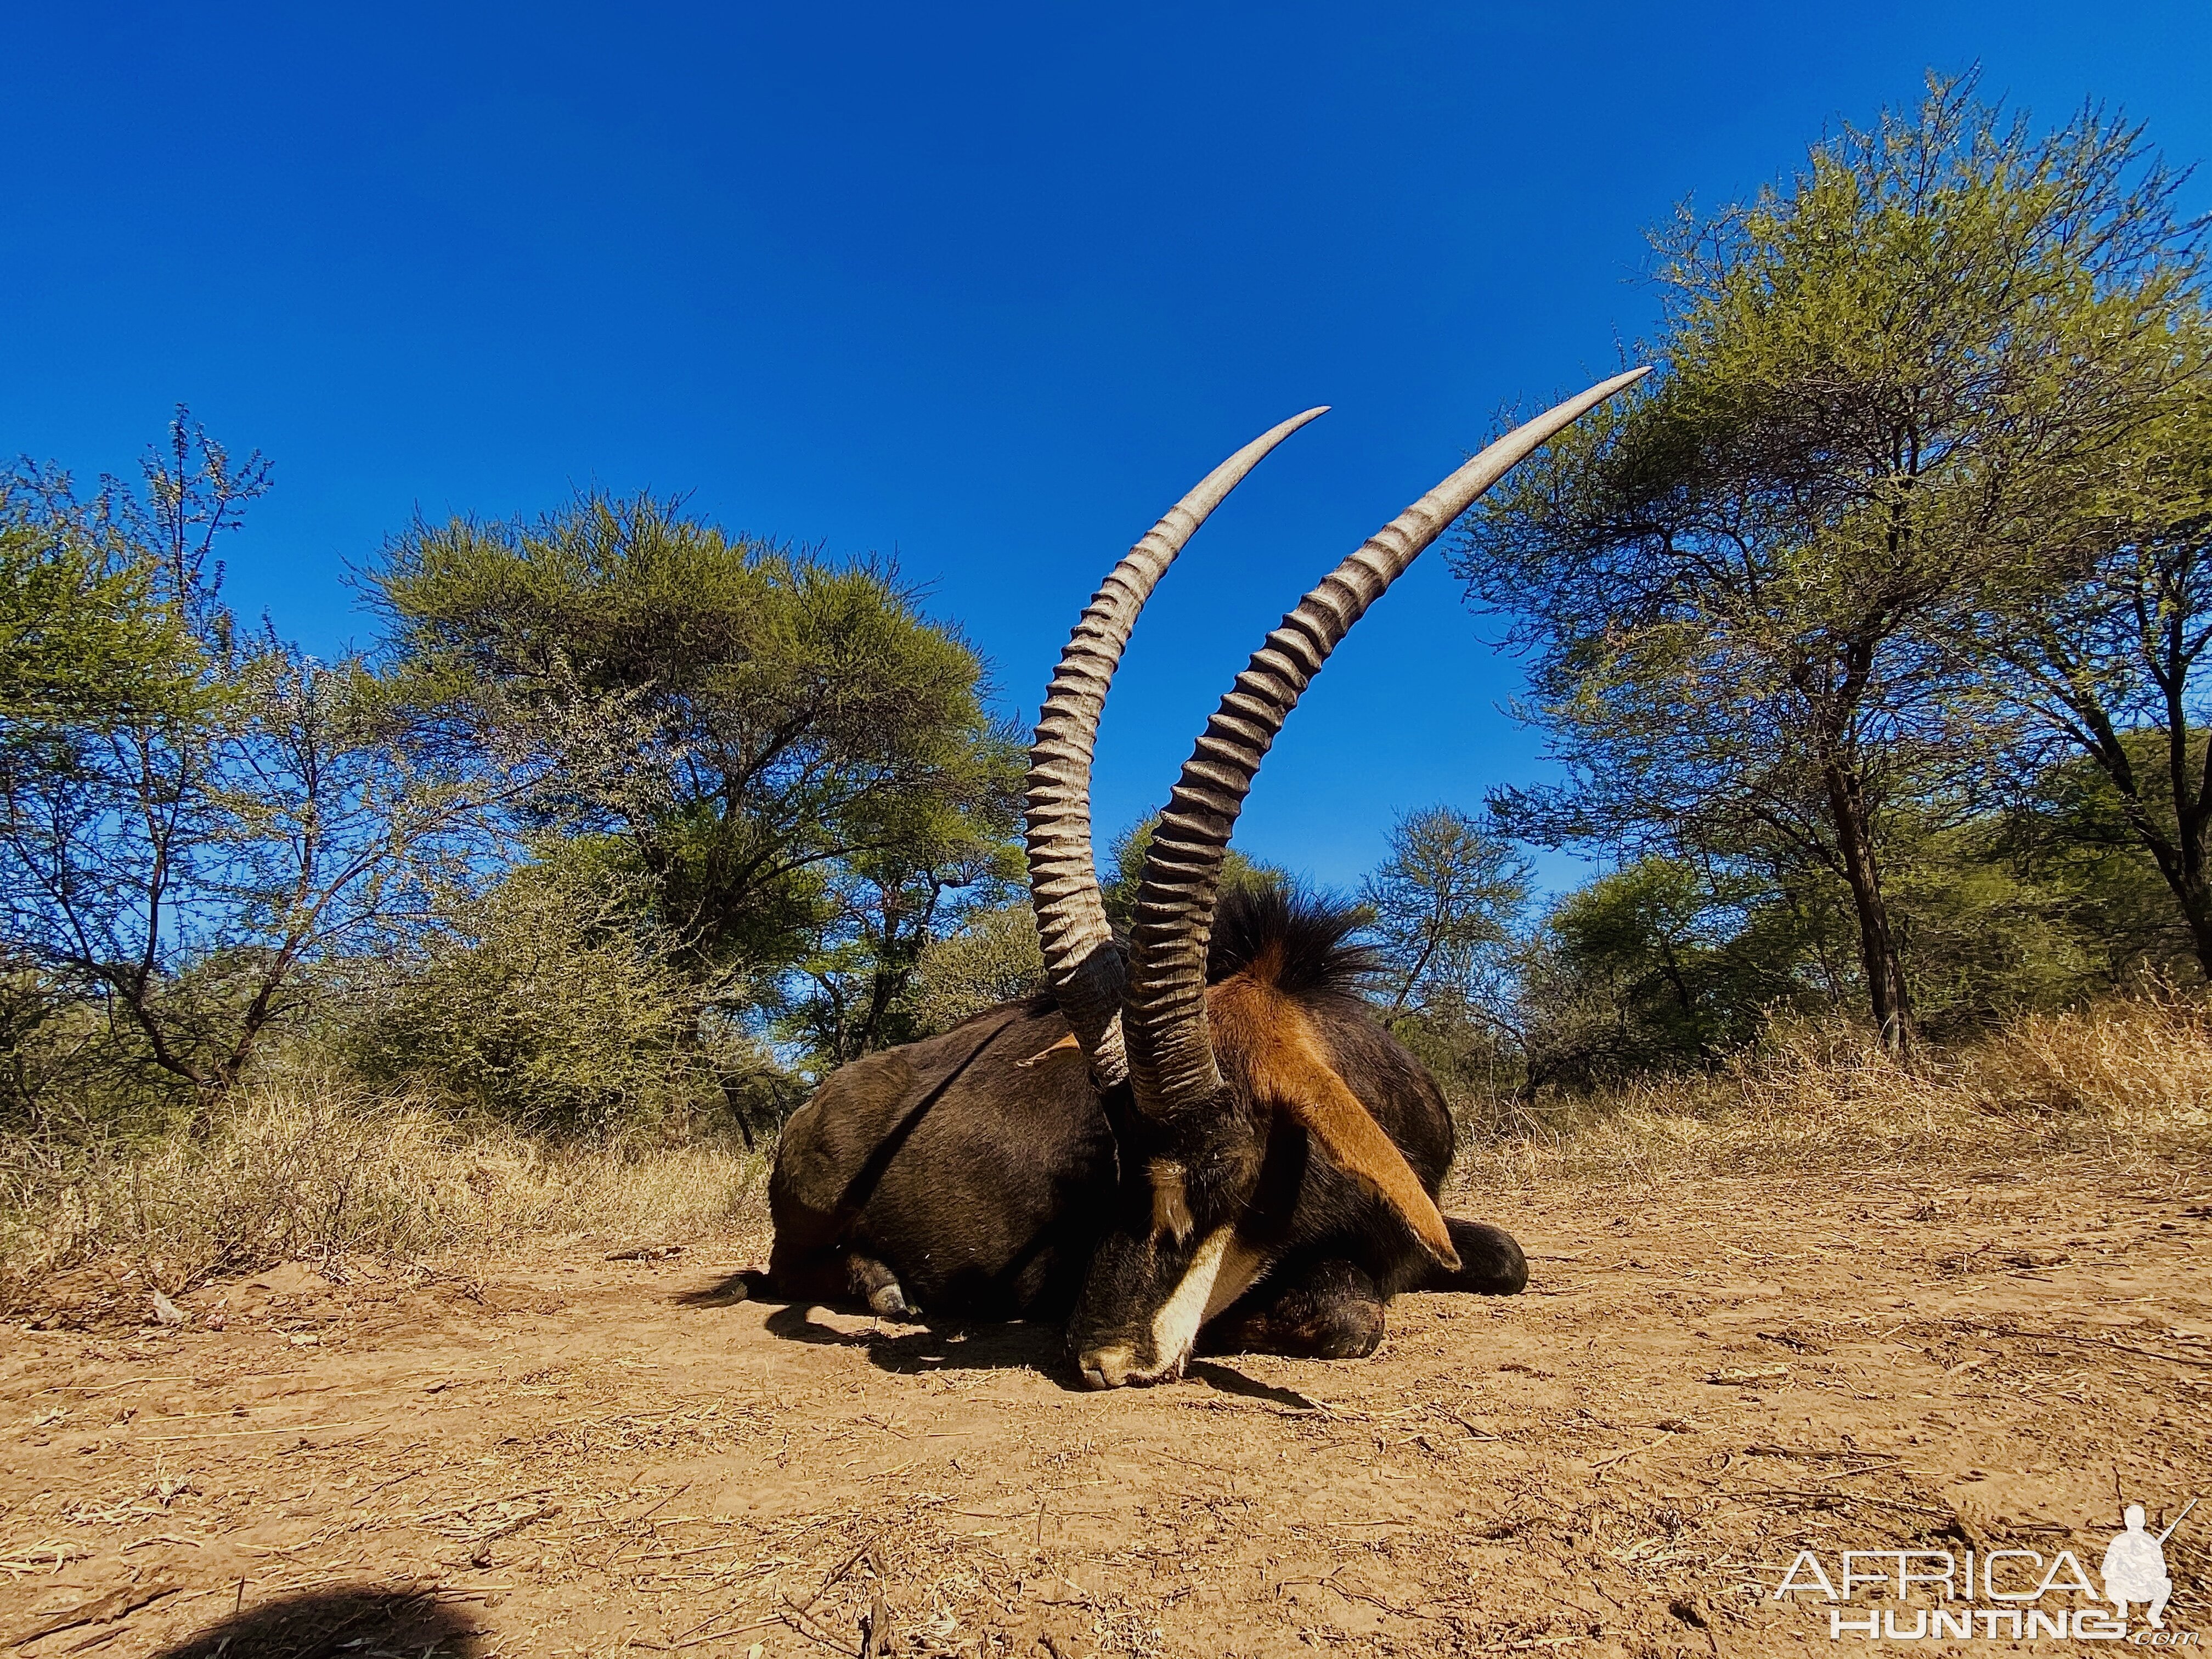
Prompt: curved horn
<box><xmin>1123</xmin><ymin>367</ymin><xmax>1651</xmax><ymax>1114</ymax></box>
<box><xmin>1026</xmin><ymin>407</ymin><xmax>1329</xmax><ymax>1086</ymax></box>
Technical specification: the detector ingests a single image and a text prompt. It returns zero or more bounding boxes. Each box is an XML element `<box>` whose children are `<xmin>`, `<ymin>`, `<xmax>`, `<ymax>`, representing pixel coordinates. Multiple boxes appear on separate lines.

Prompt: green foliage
<box><xmin>2</xmin><ymin>427</ymin><xmax>221</xmax><ymax>1130</ymax></box>
<box><xmin>346</xmin><ymin>851</ymin><xmax>779</xmax><ymax>1140</ymax></box>
<box><xmin>2</xmin><ymin>414</ymin><xmax>514</xmax><ymax>1122</ymax></box>
<box><xmin>1988</xmin><ymin>381</ymin><xmax>2212</xmax><ymax>970</ymax></box>
<box><xmin>764</xmin><ymin>746</ymin><xmax>1025</xmax><ymax>1070</ymax></box>
<box><xmin>1355</xmin><ymin>809</ymin><xmax>1532</xmax><ymax>1126</ymax></box>
<box><xmin>1511</xmin><ymin>770</ymin><xmax>2187</xmax><ymax>1092</ymax></box>
<box><xmin>0</xmin><ymin>472</ymin><xmax>201</xmax><ymax>735</ymax></box>
<box><xmin>1990</xmin><ymin>735</ymin><xmax>2205</xmax><ymax>977</ymax></box>
<box><xmin>370</xmin><ymin>492</ymin><xmax>1023</xmax><ymax>1079</ymax></box>
<box><xmin>1101</xmin><ymin>814</ymin><xmax>1286</xmax><ymax>934</ymax></box>
<box><xmin>765</xmin><ymin>840</ymin><xmax>1023</xmax><ymax>1073</ymax></box>
<box><xmin>373</xmin><ymin>494</ymin><xmax>1023</xmax><ymax>986</ymax></box>
<box><xmin>1886</xmin><ymin>834</ymin><xmax>2100</xmax><ymax>1035</ymax></box>
<box><xmin>910</xmin><ymin>900</ymin><xmax>1046</xmax><ymax>1034</ymax></box>
<box><xmin>1517</xmin><ymin>858</ymin><xmax>1818</xmax><ymax>1088</ymax></box>
<box><xmin>1459</xmin><ymin>74</ymin><xmax>2205</xmax><ymax>1047</ymax></box>
<box><xmin>1362</xmin><ymin>808</ymin><xmax>1531</xmax><ymax>1018</ymax></box>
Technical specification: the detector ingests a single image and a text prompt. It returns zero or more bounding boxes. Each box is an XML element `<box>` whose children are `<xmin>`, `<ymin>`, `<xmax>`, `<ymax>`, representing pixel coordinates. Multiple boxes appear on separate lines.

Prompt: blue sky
<box><xmin>7</xmin><ymin>4</ymin><xmax>2210</xmax><ymax>894</ymax></box>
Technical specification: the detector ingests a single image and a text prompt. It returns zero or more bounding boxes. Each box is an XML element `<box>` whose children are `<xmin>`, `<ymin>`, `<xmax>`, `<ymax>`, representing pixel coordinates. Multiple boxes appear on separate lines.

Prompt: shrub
<box><xmin>1453</xmin><ymin>983</ymin><xmax>2212</xmax><ymax>1195</ymax></box>
<box><xmin>0</xmin><ymin>1066</ymin><xmax>770</xmax><ymax>1293</ymax></box>
<box><xmin>910</xmin><ymin>900</ymin><xmax>1044</xmax><ymax>1033</ymax></box>
<box><xmin>347</xmin><ymin>855</ymin><xmax>780</xmax><ymax>1138</ymax></box>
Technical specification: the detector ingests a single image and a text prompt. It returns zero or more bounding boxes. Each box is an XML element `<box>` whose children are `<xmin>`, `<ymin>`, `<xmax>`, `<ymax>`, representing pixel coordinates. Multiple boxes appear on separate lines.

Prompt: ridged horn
<box><xmin>1122</xmin><ymin>367</ymin><xmax>1651</xmax><ymax>1114</ymax></box>
<box><xmin>1025</xmin><ymin>407</ymin><xmax>1329</xmax><ymax>1086</ymax></box>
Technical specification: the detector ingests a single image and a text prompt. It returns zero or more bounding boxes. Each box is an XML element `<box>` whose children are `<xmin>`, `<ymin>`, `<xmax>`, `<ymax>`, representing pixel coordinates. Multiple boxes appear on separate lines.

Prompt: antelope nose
<box><xmin>1077</xmin><ymin>1346</ymin><xmax>1132</xmax><ymax>1389</ymax></box>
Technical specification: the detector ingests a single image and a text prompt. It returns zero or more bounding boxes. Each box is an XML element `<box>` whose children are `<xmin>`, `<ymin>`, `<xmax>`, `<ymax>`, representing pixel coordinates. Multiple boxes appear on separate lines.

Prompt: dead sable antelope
<box><xmin>766</xmin><ymin>367</ymin><xmax>1649</xmax><ymax>1387</ymax></box>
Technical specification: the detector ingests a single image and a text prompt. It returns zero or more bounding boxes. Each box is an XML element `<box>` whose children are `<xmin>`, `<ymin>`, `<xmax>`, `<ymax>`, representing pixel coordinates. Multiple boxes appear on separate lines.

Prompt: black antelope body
<box><xmin>765</xmin><ymin>369</ymin><xmax>1648</xmax><ymax>1386</ymax></box>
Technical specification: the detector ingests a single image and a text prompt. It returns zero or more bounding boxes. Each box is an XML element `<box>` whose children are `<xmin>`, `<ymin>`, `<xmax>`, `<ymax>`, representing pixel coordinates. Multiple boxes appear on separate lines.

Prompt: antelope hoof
<box><xmin>867</xmin><ymin>1281</ymin><xmax>916</xmax><ymax>1321</ymax></box>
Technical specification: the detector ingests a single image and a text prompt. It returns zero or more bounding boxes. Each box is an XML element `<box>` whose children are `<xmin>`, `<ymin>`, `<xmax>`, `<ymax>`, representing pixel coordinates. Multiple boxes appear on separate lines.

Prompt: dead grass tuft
<box><xmin>0</xmin><ymin>1071</ymin><xmax>769</xmax><ymax>1295</ymax></box>
<box><xmin>1454</xmin><ymin>986</ymin><xmax>2212</xmax><ymax>1199</ymax></box>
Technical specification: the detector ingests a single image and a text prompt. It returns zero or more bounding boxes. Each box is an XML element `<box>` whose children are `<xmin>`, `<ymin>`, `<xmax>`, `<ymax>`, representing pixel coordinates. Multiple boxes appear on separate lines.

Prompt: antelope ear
<box><xmin>1211</xmin><ymin>980</ymin><xmax>1458</xmax><ymax>1269</ymax></box>
<box><xmin>1273</xmin><ymin>1053</ymin><xmax>1460</xmax><ymax>1272</ymax></box>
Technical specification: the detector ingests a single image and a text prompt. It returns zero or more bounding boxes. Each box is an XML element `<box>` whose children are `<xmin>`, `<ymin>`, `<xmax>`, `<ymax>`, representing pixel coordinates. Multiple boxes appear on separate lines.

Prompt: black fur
<box><xmin>1205</xmin><ymin>883</ymin><xmax>1381</xmax><ymax>998</ymax></box>
<box><xmin>765</xmin><ymin>882</ymin><xmax>1524</xmax><ymax>1383</ymax></box>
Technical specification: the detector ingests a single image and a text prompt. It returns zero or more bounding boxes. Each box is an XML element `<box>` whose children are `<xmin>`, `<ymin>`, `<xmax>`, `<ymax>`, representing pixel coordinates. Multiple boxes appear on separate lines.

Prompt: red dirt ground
<box><xmin>4</xmin><ymin>1163</ymin><xmax>2207</xmax><ymax>1657</ymax></box>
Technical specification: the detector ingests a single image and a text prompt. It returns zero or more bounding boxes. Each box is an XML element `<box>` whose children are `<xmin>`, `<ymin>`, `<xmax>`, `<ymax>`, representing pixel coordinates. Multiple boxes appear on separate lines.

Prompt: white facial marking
<box><xmin>1147</xmin><ymin>1228</ymin><xmax>1267</xmax><ymax>1374</ymax></box>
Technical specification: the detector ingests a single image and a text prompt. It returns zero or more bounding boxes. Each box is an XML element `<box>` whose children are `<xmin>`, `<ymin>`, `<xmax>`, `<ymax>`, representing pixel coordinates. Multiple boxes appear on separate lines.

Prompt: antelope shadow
<box><xmin>759</xmin><ymin>1299</ymin><xmax>1070</xmax><ymax>1379</ymax></box>
<box><xmin>754</xmin><ymin>1300</ymin><xmax>1325</xmax><ymax>1409</ymax></box>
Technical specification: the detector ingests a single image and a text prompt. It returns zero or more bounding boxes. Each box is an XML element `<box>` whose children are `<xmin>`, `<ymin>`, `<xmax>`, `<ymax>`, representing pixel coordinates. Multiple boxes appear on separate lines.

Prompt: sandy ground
<box><xmin>3</xmin><ymin>1161</ymin><xmax>2208</xmax><ymax>1658</ymax></box>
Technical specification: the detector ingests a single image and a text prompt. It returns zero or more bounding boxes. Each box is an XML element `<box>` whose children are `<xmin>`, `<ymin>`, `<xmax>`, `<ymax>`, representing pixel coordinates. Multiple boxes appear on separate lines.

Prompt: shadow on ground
<box><xmin>673</xmin><ymin>1269</ymin><xmax>771</xmax><ymax>1308</ymax></box>
<box><xmin>760</xmin><ymin>1301</ymin><xmax>1073</xmax><ymax>1380</ymax></box>
<box><xmin>1185</xmin><ymin>1359</ymin><xmax>1323</xmax><ymax>1410</ymax></box>
<box><xmin>684</xmin><ymin>1273</ymin><xmax>1335</xmax><ymax>1407</ymax></box>
<box><xmin>154</xmin><ymin>1585</ymin><xmax>483</xmax><ymax>1658</ymax></box>
<box><xmin>755</xmin><ymin>1302</ymin><xmax>1332</xmax><ymax>1409</ymax></box>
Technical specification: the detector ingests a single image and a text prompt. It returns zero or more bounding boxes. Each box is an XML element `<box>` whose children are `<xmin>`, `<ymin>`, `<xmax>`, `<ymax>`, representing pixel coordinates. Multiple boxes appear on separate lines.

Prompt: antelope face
<box><xmin>1068</xmin><ymin>1126</ymin><xmax>1274</xmax><ymax>1388</ymax></box>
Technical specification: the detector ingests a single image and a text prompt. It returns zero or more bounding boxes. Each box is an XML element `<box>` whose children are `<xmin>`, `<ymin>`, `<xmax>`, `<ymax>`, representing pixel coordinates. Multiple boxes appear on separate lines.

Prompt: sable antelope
<box><xmin>765</xmin><ymin>368</ymin><xmax>1648</xmax><ymax>1386</ymax></box>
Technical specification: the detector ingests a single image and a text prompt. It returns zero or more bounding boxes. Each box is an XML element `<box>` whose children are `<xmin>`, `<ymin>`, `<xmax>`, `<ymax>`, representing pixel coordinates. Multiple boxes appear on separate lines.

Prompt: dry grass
<box><xmin>0</xmin><ymin>1072</ymin><xmax>770</xmax><ymax>1296</ymax></box>
<box><xmin>1453</xmin><ymin>984</ymin><xmax>2212</xmax><ymax>1199</ymax></box>
<box><xmin>10</xmin><ymin>988</ymin><xmax>2212</xmax><ymax>1298</ymax></box>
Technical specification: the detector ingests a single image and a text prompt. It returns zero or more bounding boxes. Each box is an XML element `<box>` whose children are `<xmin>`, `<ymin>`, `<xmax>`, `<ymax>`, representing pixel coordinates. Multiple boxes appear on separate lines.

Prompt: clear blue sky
<box><xmin>6</xmin><ymin>4</ymin><xmax>2209</xmax><ymax>893</ymax></box>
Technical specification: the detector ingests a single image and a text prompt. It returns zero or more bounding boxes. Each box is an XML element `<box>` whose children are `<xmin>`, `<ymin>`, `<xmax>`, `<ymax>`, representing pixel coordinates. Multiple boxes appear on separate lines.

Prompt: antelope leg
<box><xmin>1199</xmin><ymin>1259</ymin><xmax>1386</xmax><ymax>1361</ymax></box>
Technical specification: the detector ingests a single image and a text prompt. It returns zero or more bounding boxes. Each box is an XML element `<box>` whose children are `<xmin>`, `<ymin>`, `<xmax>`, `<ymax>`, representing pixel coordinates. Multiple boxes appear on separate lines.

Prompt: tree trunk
<box><xmin>2066</xmin><ymin>704</ymin><xmax>2212</xmax><ymax>979</ymax></box>
<box><xmin>2181</xmin><ymin>887</ymin><xmax>2212</xmax><ymax>981</ymax></box>
<box><xmin>1822</xmin><ymin>760</ymin><xmax>1914</xmax><ymax>1052</ymax></box>
<box><xmin>2132</xmin><ymin>821</ymin><xmax>2212</xmax><ymax>979</ymax></box>
<box><xmin>2168</xmin><ymin>716</ymin><xmax>2212</xmax><ymax>981</ymax></box>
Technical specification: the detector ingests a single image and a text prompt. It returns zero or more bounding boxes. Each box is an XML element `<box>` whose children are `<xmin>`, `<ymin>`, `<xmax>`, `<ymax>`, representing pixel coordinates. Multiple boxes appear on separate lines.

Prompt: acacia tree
<box><xmin>1457</xmin><ymin>77</ymin><xmax>2205</xmax><ymax>1048</ymax></box>
<box><xmin>3</xmin><ymin>442</ymin><xmax>208</xmax><ymax>1114</ymax></box>
<box><xmin>769</xmin><ymin>780</ymin><xmax>1024</xmax><ymax>1069</ymax></box>
<box><xmin>1990</xmin><ymin>383</ymin><xmax>2212</xmax><ymax>973</ymax></box>
<box><xmin>1360</xmin><ymin>806</ymin><xmax>1531</xmax><ymax>1025</ymax></box>
<box><xmin>373</xmin><ymin>493</ymin><xmax>1024</xmax><ymax>1068</ymax></box>
<box><xmin>1353</xmin><ymin>807</ymin><xmax>1533</xmax><ymax>1119</ymax></box>
<box><xmin>1</xmin><ymin>415</ymin><xmax>514</xmax><ymax>1124</ymax></box>
<box><xmin>1</xmin><ymin>481</ymin><xmax>198</xmax><ymax>733</ymax></box>
<box><xmin>909</xmin><ymin>900</ymin><xmax>1046</xmax><ymax>1035</ymax></box>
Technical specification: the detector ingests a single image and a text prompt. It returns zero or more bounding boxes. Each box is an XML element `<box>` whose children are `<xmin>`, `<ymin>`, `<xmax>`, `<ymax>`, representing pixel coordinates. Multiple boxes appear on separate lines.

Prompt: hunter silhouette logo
<box><xmin>2106</xmin><ymin>1502</ymin><xmax>2194</xmax><ymax>1631</ymax></box>
<box><xmin>1771</xmin><ymin>1497</ymin><xmax>2199</xmax><ymax>1643</ymax></box>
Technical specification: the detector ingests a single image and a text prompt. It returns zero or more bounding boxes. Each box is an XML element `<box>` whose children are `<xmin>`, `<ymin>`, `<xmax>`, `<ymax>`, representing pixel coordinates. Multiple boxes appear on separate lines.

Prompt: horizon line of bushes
<box><xmin>6</xmin><ymin>72</ymin><xmax>2212</xmax><ymax>1152</ymax></box>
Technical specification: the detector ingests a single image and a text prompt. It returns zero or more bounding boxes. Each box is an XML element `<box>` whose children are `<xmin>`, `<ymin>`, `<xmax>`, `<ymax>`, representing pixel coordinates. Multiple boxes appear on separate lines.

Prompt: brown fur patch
<box><xmin>1240</xmin><ymin>936</ymin><xmax>1287</xmax><ymax>989</ymax></box>
<box><xmin>1205</xmin><ymin>976</ymin><xmax>1459</xmax><ymax>1269</ymax></box>
<box><xmin>1149</xmin><ymin>1160</ymin><xmax>1194</xmax><ymax>1243</ymax></box>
